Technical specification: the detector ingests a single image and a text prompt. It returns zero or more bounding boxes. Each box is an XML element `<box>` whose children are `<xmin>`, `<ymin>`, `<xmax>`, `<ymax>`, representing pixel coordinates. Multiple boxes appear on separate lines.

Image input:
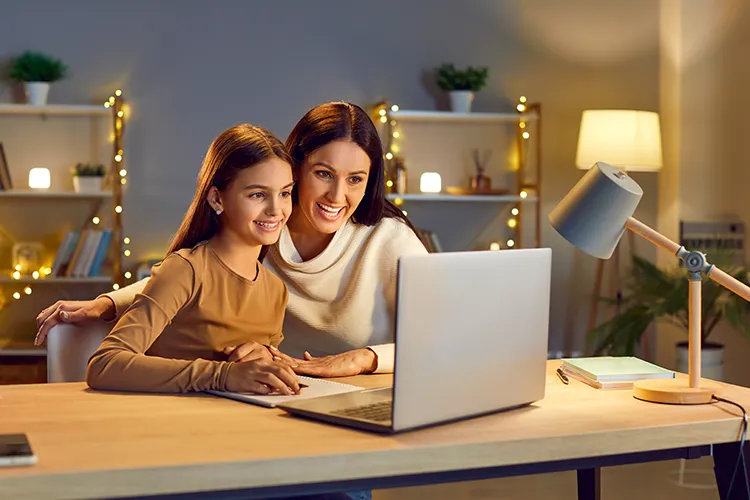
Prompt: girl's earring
<box><xmin>215</xmin><ymin>208</ymin><xmax>223</xmax><ymax>215</ymax></box>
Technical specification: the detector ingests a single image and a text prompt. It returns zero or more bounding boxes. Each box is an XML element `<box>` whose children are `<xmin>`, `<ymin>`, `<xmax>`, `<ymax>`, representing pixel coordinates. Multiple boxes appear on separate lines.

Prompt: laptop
<box><xmin>278</xmin><ymin>248</ymin><xmax>551</xmax><ymax>433</ymax></box>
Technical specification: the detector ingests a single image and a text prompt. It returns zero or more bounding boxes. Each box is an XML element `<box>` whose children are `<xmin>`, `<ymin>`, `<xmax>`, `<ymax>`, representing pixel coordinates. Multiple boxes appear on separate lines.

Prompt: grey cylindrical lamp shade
<box><xmin>549</xmin><ymin>161</ymin><xmax>643</xmax><ymax>259</ymax></box>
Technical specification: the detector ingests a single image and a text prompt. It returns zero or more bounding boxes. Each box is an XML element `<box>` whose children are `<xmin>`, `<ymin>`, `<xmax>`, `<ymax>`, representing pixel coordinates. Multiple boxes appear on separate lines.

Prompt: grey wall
<box><xmin>0</xmin><ymin>0</ymin><xmax>661</xmax><ymax>353</ymax></box>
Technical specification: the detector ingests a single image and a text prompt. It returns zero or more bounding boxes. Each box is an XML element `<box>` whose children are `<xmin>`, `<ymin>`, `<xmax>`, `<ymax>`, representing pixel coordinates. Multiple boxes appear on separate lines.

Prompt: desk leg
<box><xmin>714</xmin><ymin>442</ymin><xmax>750</xmax><ymax>499</ymax></box>
<box><xmin>577</xmin><ymin>468</ymin><xmax>601</xmax><ymax>500</ymax></box>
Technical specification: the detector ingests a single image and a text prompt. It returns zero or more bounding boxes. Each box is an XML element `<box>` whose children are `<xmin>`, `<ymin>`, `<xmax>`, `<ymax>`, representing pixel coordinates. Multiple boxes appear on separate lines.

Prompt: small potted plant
<box><xmin>7</xmin><ymin>51</ymin><xmax>68</xmax><ymax>106</ymax></box>
<box><xmin>435</xmin><ymin>63</ymin><xmax>489</xmax><ymax>113</ymax></box>
<box><xmin>72</xmin><ymin>163</ymin><xmax>105</xmax><ymax>193</ymax></box>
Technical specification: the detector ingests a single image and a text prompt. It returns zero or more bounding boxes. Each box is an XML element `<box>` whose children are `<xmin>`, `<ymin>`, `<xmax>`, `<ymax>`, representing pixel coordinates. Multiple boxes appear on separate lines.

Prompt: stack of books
<box><xmin>560</xmin><ymin>356</ymin><xmax>675</xmax><ymax>390</ymax></box>
<box><xmin>50</xmin><ymin>229</ymin><xmax>112</xmax><ymax>278</ymax></box>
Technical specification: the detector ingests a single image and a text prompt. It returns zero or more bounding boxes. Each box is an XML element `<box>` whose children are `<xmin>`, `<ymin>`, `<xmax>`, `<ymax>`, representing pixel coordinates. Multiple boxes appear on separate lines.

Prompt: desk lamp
<box><xmin>550</xmin><ymin>161</ymin><xmax>750</xmax><ymax>404</ymax></box>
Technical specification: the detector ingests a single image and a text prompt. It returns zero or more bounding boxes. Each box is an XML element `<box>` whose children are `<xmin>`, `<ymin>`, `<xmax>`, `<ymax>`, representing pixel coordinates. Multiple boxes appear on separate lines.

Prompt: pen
<box><xmin>556</xmin><ymin>367</ymin><xmax>569</xmax><ymax>385</ymax></box>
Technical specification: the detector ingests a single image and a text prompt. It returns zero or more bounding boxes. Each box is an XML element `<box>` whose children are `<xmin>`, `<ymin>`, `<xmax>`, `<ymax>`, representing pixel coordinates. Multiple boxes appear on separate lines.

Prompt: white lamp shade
<box><xmin>420</xmin><ymin>172</ymin><xmax>442</xmax><ymax>193</ymax></box>
<box><xmin>28</xmin><ymin>168</ymin><xmax>50</xmax><ymax>189</ymax></box>
<box><xmin>575</xmin><ymin>110</ymin><xmax>662</xmax><ymax>172</ymax></box>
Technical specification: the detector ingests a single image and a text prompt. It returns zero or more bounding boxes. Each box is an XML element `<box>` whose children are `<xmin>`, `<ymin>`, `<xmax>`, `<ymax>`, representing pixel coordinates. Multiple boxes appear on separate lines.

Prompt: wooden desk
<box><xmin>1</xmin><ymin>360</ymin><xmax>748</xmax><ymax>500</ymax></box>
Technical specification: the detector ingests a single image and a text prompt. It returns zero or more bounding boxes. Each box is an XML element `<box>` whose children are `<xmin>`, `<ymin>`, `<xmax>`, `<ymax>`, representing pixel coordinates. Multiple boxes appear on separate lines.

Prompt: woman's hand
<box><xmin>270</xmin><ymin>346</ymin><xmax>377</xmax><ymax>378</ymax></box>
<box><xmin>35</xmin><ymin>297</ymin><xmax>117</xmax><ymax>346</ymax></box>
<box><xmin>224</xmin><ymin>359</ymin><xmax>301</xmax><ymax>395</ymax></box>
<box><xmin>223</xmin><ymin>341</ymin><xmax>274</xmax><ymax>363</ymax></box>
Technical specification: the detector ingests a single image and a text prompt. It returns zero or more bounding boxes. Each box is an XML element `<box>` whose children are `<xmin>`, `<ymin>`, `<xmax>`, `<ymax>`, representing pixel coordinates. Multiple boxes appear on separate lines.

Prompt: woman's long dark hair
<box><xmin>285</xmin><ymin>101</ymin><xmax>418</xmax><ymax>233</ymax></box>
<box><xmin>167</xmin><ymin>124</ymin><xmax>292</xmax><ymax>254</ymax></box>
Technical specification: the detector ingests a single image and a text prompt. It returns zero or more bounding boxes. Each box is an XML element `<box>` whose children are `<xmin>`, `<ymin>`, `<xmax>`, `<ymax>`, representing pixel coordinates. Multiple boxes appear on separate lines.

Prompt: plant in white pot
<box><xmin>435</xmin><ymin>63</ymin><xmax>489</xmax><ymax>113</ymax></box>
<box><xmin>72</xmin><ymin>163</ymin><xmax>105</xmax><ymax>193</ymax></box>
<box><xmin>588</xmin><ymin>254</ymin><xmax>750</xmax><ymax>381</ymax></box>
<box><xmin>7</xmin><ymin>51</ymin><xmax>68</xmax><ymax>106</ymax></box>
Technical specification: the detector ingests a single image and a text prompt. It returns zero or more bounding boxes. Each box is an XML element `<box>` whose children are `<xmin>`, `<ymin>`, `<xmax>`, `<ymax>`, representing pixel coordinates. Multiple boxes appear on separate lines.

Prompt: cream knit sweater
<box><xmin>105</xmin><ymin>217</ymin><xmax>427</xmax><ymax>374</ymax></box>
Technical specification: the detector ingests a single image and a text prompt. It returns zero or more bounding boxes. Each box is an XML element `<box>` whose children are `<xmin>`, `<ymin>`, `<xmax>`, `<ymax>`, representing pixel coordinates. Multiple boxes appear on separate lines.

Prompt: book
<box><xmin>561</xmin><ymin>356</ymin><xmax>675</xmax><ymax>385</ymax></box>
<box><xmin>205</xmin><ymin>376</ymin><xmax>364</xmax><ymax>408</ymax></box>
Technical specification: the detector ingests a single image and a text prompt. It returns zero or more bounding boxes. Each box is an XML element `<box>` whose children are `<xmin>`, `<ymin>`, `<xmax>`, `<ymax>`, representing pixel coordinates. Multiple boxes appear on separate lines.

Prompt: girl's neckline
<box><xmin>205</xmin><ymin>242</ymin><xmax>260</xmax><ymax>285</ymax></box>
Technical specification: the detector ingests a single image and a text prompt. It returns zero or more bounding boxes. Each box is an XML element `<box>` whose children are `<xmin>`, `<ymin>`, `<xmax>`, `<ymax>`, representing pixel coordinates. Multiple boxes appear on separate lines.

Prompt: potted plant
<box><xmin>588</xmin><ymin>254</ymin><xmax>750</xmax><ymax>381</ymax></box>
<box><xmin>72</xmin><ymin>163</ymin><xmax>105</xmax><ymax>193</ymax></box>
<box><xmin>7</xmin><ymin>51</ymin><xmax>68</xmax><ymax>106</ymax></box>
<box><xmin>435</xmin><ymin>63</ymin><xmax>489</xmax><ymax>113</ymax></box>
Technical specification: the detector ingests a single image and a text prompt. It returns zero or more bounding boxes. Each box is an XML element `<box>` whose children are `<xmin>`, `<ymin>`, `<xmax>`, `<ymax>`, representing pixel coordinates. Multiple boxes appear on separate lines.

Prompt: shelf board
<box><xmin>389</xmin><ymin>110</ymin><xmax>538</xmax><ymax>123</ymax></box>
<box><xmin>0</xmin><ymin>348</ymin><xmax>47</xmax><ymax>357</ymax></box>
<box><xmin>386</xmin><ymin>193</ymin><xmax>538</xmax><ymax>203</ymax></box>
<box><xmin>0</xmin><ymin>276</ymin><xmax>112</xmax><ymax>284</ymax></box>
<box><xmin>0</xmin><ymin>103</ymin><xmax>110</xmax><ymax>116</ymax></box>
<box><xmin>0</xmin><ymin>190</ymin><xmax>112</xmax><ymax>199</ymax></box>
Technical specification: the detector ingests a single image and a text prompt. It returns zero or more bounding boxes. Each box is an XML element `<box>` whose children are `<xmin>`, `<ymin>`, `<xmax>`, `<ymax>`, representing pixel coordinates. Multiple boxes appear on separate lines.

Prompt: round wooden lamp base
<box><xmin>632</xmin><ymin>378</ymin><xmax>718</xmax><ymax>405</ymax></box>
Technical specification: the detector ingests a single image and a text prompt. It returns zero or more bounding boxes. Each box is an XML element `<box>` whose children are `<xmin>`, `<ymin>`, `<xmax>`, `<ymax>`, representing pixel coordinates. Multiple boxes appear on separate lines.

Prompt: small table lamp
<box><xmin>550</xmin><ymin>161</ymin><xmax>750</xmax><ymax>404</ymax></box>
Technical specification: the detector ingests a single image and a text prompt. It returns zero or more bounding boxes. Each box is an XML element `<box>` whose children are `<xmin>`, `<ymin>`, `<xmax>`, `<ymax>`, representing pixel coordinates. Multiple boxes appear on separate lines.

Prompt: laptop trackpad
<box><xmin>281</xmin><ymin>387</ymin><xmax>393</xmax><ymax>422</ymax></box>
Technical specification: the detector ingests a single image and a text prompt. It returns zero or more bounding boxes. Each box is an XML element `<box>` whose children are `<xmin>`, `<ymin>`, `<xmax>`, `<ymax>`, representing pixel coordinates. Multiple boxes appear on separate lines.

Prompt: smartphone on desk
<box><xmin>0</xmin><ymin>433</ymin><xmax>37</xmax><ymax>467</ymax></box>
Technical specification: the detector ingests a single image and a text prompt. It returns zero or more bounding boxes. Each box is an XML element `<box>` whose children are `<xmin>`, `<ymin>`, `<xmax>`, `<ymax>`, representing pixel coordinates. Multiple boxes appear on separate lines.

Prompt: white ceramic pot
<box><xmin>449</xmin><ymin>90</ymin><xmax>474</xmax><ymax>113</ymax></box>
<box><xmin>25</xmin><ymin>82</ymin><xmax>50</xmax><ymax>106</ymax></box>
<box><xmin>676</xmin><ymin>341</ymin><xmax>724</xmax><ymax>381</ymax></box>
<box><xmin>73</xmin><ymin>176</ymin><xmax>103</xmax><ymax>193</ymax></box>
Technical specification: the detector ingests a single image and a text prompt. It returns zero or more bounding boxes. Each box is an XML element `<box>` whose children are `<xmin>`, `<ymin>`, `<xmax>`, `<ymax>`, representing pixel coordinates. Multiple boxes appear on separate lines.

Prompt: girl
<box><xmin>85</xmin><ymin>123</ymin><xmax>301</xmax><ymax>396</ymax></box>
<box><xmin>38</xmin><ymin>102</ymin><xmax>428</xmax><ymax>379</ymax></box>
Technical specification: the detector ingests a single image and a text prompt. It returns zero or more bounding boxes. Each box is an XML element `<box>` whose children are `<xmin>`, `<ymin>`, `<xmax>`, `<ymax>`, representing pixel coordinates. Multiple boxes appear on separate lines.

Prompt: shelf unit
<box><xmin>373</xmin><ymin>99</ymin><xmax>542</xmax><ymax>250</ymax></box>
<box><xmin>0</xmin><ymin>97</ymin><xmax>127</xmax><ymax>375</ymax></box>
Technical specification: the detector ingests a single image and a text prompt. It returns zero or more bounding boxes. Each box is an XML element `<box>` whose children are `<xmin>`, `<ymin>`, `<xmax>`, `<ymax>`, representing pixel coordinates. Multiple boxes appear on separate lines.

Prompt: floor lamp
<box><xmin>550</xmin><ymin>161</ymin><xmax>750</xmax><ymax>404</ymax></box>
<box><xmin>575</xmin><ymin>110</ymin><xmax>663</xmax><ymax>355</ymax></box>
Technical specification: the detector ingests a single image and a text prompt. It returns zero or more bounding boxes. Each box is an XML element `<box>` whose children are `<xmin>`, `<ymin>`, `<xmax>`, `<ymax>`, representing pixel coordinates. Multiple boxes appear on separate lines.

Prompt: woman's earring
<box><xmin>215</xmin><ymin>208</ymin><xmax>222</xmax><ymax>215</ymax></box>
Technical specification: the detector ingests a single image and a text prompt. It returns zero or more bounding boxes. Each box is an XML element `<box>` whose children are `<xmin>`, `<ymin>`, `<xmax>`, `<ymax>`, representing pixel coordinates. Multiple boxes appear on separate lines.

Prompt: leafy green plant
<box><xmin>72</xmin><ymin>163</ymin><xmax>105</xmax><ymax>177</ymax></box>
<box><xmin>588</xmin><ymin>254</ymin><xmax>750</xmax><ymax>356</ymax></box>
<box><xmin>435</xmin><ymin>63</ymin><xmax>489</xmax><ymax>92</ymax></box>
<box><xmin>8</xmin><ymin>51</ymin><xmax>68</xmax><ymax>82</ymax></box>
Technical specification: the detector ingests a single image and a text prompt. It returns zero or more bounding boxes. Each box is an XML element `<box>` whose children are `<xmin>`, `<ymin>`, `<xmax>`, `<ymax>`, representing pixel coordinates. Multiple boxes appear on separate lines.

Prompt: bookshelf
<box><xmin>0</xmin><ymin>94</ymin><xmax>128</xmax><ymax>382</ymax></box>
<box><xmin>373</xmin><ymin>98</ymin><xmax>542</xmax><ymax>251</ymax></box>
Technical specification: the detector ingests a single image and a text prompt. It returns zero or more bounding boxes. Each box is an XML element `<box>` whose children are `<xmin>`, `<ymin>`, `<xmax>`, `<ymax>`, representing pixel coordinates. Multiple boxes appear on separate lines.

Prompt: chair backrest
<box><xmin>46</xmin><ymin>322</ymin><xmax>111</xmax><ymax>383</ymax></box>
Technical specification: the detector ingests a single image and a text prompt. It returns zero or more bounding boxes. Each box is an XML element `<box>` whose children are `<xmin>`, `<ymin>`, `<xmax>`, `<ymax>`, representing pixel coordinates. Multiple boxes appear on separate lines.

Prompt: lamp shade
<box><xmin>575</xmin><ymin>110</ymin><xmax>662</xmax><ymax>172</ymax></box>
<box><xmin>549</xmin><ymin>162</ymin><xmax>643</xmax><ymax>259</ymax></box>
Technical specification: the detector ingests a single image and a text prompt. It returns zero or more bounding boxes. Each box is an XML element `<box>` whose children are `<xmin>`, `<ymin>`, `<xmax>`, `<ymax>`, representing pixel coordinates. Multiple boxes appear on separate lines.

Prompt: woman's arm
<box><xmin>100</xmin><ymin>277</ymin><xmax>150</xmax><ymax>319</ymax></box>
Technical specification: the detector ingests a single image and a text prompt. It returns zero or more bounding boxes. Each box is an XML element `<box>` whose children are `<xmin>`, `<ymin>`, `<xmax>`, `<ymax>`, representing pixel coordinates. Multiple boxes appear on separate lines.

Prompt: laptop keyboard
<box><xmin>331</xmin><ymin>401</ymin><xmax>393</xmax><ymax>422</ymax></box>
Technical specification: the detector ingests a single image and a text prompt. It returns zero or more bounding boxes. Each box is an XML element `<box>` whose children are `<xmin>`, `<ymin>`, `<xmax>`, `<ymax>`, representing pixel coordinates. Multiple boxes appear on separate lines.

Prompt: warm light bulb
<box><xmin>121</xmin><ymin>178</ymin><xmax>127</xmax><ymax>185</ymax></box>
<box><xmin>379</xmin><ymin>109</ymin><xmax>386</xmax><ymax>116</ymax></box>
<box><xmin>124</xmin><ymin>249</ymin><xmax>131</xmax><ymax>256</ymax></box>
<box><xmin>519</xmin><ymin>122</ymin><xmax>526</xmax><ymax>129</ymax></box>
<box><xmin>12</xmin><ymin>292</ymin><xmax>20</xmax><ymax>300</ymax></box>
<box><xmin>119</xmin><ymin>169</ymin><xmax>127</xmax><ymax>177</ymax></box>
<box><xmin>43</xmin><ymin>267</ymin><xmax>51</xmax><ymax>275</ymax></box>
<box><xmin>32</xmin><ymin>271</ymin><xmax>39</xmax><ymax>279</ymax></box>
<box><xmin>490</xmin><ymin>242</ymin><xmax>501</xmax><ymax>251</ymax></box>
<box><xmin>386</xmin><ymin>180</ymin><xmax>393</xmax><ymax>187</ymax></box>
<box><xmin>394</xmin><ymin>198</ymin><xmax>403</xmax><ymax>206</ymax></box>
<box><xmin>115</xmin><ymin>205</ymin><xmax>123</xmax><ymax>213</ymax></box>
<box><xmin>507</xmin><ymin>239</ymin><xmax>516</xmax><ymax>247</ymax></box>
<box><xmin>124</xmin><ymin>271</ymin><xmax>132</xmax><ymax>279</ymax></box>
<box><xmin>517</xmin><ymin>104</ymin><xmax>526</xmax><ymax>112</ymax></box>
<box><xmin>520</xmin><ymin>191</ymin><xmax>528</xmax><ymax>199</ymax></box>
<box><xmin>420</xmin><ymin>172</ymin><xmax>442</xmax><ymax>193</ymax></box>
<box><xmin>92</xmin><ymin>217</ymin><xmax>100</xmax><ymax>225</ymax></box>
<box><xmin>113</xmin><ymin>283</ymin><xmax>120</xmax><ymax>290</ymax></box>
<box><xmin>14</xmin><ymin>265</ymin><xmax>21</xmax><ymax>272</ymax></box>
<box><xmin>508</xmin><ymin>219</ymin><xmax>517</xmax><ymax>228</ymax></box>
<box><xmin>511</xmin><ymin>208</ymin><xmax>519</xmax><ymax>216</ymax></box>
<box><xmin>109</xmin><ymin>97</ymin><xmax>115</xmax><ymax>104</ymax></box>
<box><xmin>117</xmin><ymin>111</ymin><xmax>124</xmax><ymax>118</ymax></box>
<box><xmin>393</xmin><ymin>132</ymin><xmax>400</xmax><ymax>139</ymax></box>
<box><xmin>124</xmin><ymin>237</ymin><xmax>131</xmax><ymax>244</ymax></box>
<box><xmin>115</xmin><ymin>154</ymin><xmax>122</xmax><ymax>162</ymax></box>
<box><xmin>522</xmin><ymin>132</ymin><xmax>530</xmax><ymax>139</ymax></box>
<box><xmin>385</xmin><ymin>152</ymin><xmax>393</xmax><ymax>160</ymax></box>
<box><xmin>28</xmin><ymin>168</ymin><xmax>50</xmax><ymax>189</ymax></box>
<box><xmin>380</xmin><ymin>116</ymin><xmax>387</xmax><ymax>123</ymax></box>
<box><xmin>115</xmin><ymin>89</ymin><xmax>122</xmax><ymax>96</ymax></box>
<box><xmin>520</xmin><ymin>96</ymin><xmax>527</xmax><ymax>103</ymax></box>
<box><xmin>104</xmin><ymin>102</ymin><xmax>111</xmax><ymax>108</ymax></box>
<box><xmin>24</xmin><ymin>286</ymin><xmax>32</xmax><ymax>295</ymax></box>
<box><xmin>12</xmin><ymin>271</ymin><xmax>20</xmax><ymax>280</ymax></box>
<box><xmin>391</xmin><ymin>104</ymin><xmax>399</xmax><ymax>112</ymax></box>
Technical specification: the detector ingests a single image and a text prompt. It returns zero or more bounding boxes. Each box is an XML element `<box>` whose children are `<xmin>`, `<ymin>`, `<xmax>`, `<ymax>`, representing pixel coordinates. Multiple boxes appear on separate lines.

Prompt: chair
<box><xmin>46</xmin><ymin>322</ymin><xmax>111</xmax><ymax>383</ymax></box>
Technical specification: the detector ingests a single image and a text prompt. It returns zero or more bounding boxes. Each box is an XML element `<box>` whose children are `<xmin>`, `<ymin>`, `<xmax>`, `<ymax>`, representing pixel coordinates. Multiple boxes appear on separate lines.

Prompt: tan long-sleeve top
<box><xmin>87</xmin><ymin>242</ymin><xmax>288</xmax><ymax>393</ymax></box>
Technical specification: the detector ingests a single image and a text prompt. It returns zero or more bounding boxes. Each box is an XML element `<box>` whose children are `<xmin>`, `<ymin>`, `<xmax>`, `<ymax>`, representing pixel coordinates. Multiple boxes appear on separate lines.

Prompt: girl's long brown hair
<box><xmin>167</xmin><ymin>124</ymin><xmax>292</xmax><ymax>254</ymax></box>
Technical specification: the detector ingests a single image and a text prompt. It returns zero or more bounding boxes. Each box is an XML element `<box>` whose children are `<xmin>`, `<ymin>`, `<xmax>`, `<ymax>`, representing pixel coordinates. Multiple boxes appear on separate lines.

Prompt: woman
<box><xmin>35</xmin><ymin>102</ymin><xmax>428</xmax><ymax>377</ymax></box>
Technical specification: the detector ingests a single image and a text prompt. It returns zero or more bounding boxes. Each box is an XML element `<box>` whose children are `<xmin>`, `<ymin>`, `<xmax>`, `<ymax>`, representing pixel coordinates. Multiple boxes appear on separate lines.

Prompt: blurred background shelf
<box><xmin>386</xmin><ymin>193</ymin><xmax>538</xmax><ymax>203</ymax></box>
<box><xmin>0</xmin><ymin>104</ymin><xmax>109</xmax><ymax>116</ymax></box>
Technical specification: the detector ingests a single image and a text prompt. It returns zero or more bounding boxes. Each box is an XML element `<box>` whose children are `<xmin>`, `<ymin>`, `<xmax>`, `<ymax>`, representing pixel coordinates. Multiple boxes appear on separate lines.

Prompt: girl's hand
<box><xmin>270</xmin><ymin>346</ymin><xmax>377</xmax><ymax>378</ymax></box>
<box><xmin>223</xmin><ymin>341</ymin><xmax>273</xmax><ymax>363</ymax></box>
<box><xmin>35</xmin><ymin>297</ymin><xmax>117</xmax><ymax>346</ymax></box>
<box><xmin>225</xmin><ymin>359</ymin><xmax>301</xmax><ymax>395</ymax></box>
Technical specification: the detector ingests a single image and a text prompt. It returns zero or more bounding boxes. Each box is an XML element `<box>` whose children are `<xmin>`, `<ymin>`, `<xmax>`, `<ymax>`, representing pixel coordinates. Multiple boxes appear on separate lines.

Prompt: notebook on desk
<box><xmin>206</xmin><ymin>376</ymin><xmax>363</xmax><ymax>408</ymax></box>
<box><xmin>561</xmin><ymin>356</ymin><xmax>674</xmax><ymax>390</ymax></box>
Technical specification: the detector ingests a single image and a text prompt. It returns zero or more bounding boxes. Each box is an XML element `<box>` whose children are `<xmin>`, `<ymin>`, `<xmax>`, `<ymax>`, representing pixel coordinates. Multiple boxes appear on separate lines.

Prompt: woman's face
<box><xmin>295</xmin><ymin>140</ymin><xmax>370</xmax><ymax>235</ymax></box>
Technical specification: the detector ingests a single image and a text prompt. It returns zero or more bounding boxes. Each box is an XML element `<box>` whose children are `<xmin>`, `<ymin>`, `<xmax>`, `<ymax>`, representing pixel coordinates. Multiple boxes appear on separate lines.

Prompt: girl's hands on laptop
<box><xmin>269</xmin><ymin>346</ymin><xmax>378</xmax><ymax>377</ymax></box>
<box><xmin>225</xmin><ymin>359</ymin><xmax>301</xmax><ymax>396</ymax></box>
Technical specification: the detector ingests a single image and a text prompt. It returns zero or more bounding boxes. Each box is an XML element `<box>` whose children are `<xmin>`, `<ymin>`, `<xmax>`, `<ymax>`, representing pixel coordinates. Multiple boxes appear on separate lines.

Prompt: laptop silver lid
<box><xmin>391</xmin><ymin>248</ymin><xmax>551</xmax><ymax>431</ymax></box>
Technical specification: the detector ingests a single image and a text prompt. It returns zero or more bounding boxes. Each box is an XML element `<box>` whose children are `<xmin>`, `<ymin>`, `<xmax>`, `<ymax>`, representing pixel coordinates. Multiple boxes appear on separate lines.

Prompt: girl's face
<box><xmin>295</xmin><ymin>140</ymin><xmax>370</xmax><ymax>235</ymax></box>
<box><xmin>209</xmin><ymin>158</ymin><xmax>294</xmax><ymax>247</ymax></box>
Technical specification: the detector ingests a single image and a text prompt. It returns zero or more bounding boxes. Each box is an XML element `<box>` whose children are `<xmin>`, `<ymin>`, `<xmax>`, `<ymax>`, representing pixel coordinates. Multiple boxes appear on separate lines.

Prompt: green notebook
<box><xmin>561</xmin><ymin>356</ymin><xmax>675</xmax><ymax>382</ymax></box>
